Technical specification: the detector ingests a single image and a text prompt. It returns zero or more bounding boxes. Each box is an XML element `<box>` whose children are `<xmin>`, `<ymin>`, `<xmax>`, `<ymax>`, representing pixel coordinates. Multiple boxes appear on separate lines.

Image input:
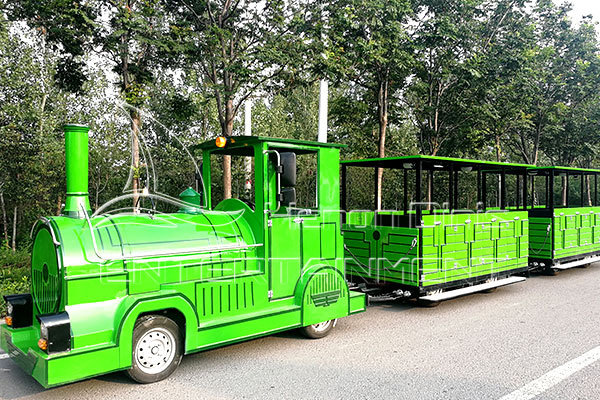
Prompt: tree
<box><xmin>326</xmin><ymin>0</ymin><xmax>415</xmax><ymax>209</ymax></box>
<box><xmin>407</xmin><ymin>0</ymin><xmax>526</xmax><ymax>159</ymax></box>
<box><xmin>0</xmin><ymin>17</ymin><xmax>64</xmax><ymax>250</ymax></box>
<box><xmin>5</xmin><ymin>0</ymin><xmax>172</xmax><ymax>209</ymax></box>
<box><xmin>166</xmin><ymin>0</ymin><xmax>317</xmax><ymax>199</ymax></box>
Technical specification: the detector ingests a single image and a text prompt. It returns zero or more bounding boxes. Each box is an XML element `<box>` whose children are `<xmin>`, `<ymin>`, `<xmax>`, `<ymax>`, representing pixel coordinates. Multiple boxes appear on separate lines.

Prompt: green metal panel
<box><xmin>530</xmin><ymin>206</ymin><xmax>600</xmax><ymax>261</ymax></box>
<box><xmin>344</xmin><ymin>211</ymin><xmax>529</xmax><ymax>291</ymax></box>
<box><xmin>269</xmin><ymin>216</ymin><xmax>302</xmax><ymax>299</ymax></box>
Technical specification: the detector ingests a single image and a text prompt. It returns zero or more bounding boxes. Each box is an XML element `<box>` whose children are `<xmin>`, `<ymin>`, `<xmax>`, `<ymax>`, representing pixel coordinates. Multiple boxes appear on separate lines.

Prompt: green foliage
<box><xmin>0</xmin><ymin>249</ymin><xmax>31</xmax><ymax>316</ymax></box>
<box><xmin>165</xmin><ymin>0</ymin><xmax>319</xmax><ymax>136</ymax></box>
<box><xmin>0</xmin><ymin>0</ymin><xmax>600</xmax><ymax>256</ymax></box>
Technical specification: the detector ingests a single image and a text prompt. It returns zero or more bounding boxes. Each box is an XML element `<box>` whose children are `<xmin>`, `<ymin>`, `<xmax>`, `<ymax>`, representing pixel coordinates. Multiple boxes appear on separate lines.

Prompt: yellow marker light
<box><xmin>215</xmin><ymin>136</ymin><xmax>227</xmax><ymax>148</ymax></box>
<box><xmin>5</xmin><ymin>316</ymin><xmax>12</xmax><ymax>327</ymax></box>
<box><xmin>38</xmin><ymin>338</ymin><xmax>48</xmax><ymax>351</ymax></box>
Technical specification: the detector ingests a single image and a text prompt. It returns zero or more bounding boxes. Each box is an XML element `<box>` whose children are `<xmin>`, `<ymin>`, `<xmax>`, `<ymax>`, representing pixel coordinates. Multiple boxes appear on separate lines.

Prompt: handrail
<box><xmin>30</xmin><ymin>217</ymin><xmax>61</xmax><ymax>246</ymax></box>
<box><xmin>264</xmin><ymin>149</ymin><xmax>282</xmax><ymax>213</ymax></box>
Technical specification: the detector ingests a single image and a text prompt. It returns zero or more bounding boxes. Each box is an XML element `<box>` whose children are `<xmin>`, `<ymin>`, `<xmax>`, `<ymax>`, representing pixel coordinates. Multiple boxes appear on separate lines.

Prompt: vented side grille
<box><xmin>32</xmin><ymin>266</ymin><xmax>60</xmax><ymax>314</ymax></box>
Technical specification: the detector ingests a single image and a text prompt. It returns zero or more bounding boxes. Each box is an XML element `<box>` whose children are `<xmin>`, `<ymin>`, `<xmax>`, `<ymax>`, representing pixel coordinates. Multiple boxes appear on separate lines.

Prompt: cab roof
<box><xmin>193</xmin><ymin>135</ymin><xmax>346</xmax><ymax>151</ymax></box>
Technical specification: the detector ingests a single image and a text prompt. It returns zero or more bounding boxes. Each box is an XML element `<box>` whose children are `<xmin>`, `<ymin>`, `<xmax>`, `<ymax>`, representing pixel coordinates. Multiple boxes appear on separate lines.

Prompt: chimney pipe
<box><xmin>63</xmin><ymin>124</ymin><xmax>91</xmax><ymax>218</ymax></box>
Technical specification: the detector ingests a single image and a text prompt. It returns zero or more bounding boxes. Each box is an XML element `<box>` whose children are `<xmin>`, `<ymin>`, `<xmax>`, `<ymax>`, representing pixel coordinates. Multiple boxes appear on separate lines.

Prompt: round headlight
<box><xmin>6</xmin><ymin>302</ymin><xmax>13</xmax><ymax>316</ymax></box>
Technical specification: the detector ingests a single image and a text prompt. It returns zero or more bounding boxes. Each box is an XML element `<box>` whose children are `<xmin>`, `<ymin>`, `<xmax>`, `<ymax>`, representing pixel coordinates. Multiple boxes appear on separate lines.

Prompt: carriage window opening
<box><xmin>210</xmin><ymin>153</ymin><xmax>255</xmax><ymax>207</ymax></box>
<box><xmin>345</xmin><ymin>166</ymin><xmax>375</xmax><ymax>211</ymax></box>
<box><xmin>292</xmin><ymin>152</ymin><xmax>318</xmax><ymax>210</ymax></box>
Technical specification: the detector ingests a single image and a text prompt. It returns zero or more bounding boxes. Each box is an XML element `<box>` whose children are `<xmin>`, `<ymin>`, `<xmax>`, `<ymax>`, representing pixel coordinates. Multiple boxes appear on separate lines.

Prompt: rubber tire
<box><xmin>301</xmin><ymin>319</ymin><xmax>336</xmax><ymax>339</ymax></box>
<box><xmin>544</xmin><ymin>268</ymin><xmax>558</xmax><ymax>276</ymax></box>
<box><xmin>126</xmin><ymin>315</ymin><xmax>183</xmax><ymax>384</ymax></box>
<box><xmin>416</xmin><ymin>299</ymin><xmax>440</xmax><ymax>308</ymax></box>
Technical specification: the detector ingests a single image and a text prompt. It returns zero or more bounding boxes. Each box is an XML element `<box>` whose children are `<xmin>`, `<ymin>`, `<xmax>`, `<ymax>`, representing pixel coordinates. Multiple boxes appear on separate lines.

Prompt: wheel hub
<box><xmin>312</xmin><ymin>320</ymin><xmax>332</xmax><ymax>333</ymax></box>
<box><xmin>135</xmin><ymin>327</ymin><xmax>176</xmax><ymax>374</ymax></box>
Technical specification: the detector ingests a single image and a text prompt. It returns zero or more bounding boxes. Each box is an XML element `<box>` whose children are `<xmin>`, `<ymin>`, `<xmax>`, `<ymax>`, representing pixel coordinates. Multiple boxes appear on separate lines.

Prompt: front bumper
<box><xmin>0</xmin><ymin>324</ymin><xmax>48</xmax><ymax>386</ymax></box>
<box><xmin>1</xmin><ymin>324</ymin><xmax>123</xmax><ymax>388</ymax></box>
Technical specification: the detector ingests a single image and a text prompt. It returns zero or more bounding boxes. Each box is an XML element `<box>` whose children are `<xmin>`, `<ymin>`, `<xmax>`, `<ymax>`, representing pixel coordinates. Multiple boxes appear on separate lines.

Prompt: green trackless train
<box><xmin>0</xmin><ymin>125</ymin><xmax>366</xmax><ymax>388</ymax></box>
<box><xmin>3</xmin><ymin>127</ymin><xmax>600</xmax><ymax>388</ymax></box>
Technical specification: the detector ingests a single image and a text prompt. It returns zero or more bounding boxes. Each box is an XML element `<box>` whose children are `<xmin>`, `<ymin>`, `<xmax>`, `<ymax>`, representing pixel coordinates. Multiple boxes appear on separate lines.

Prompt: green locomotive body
<box><xmin>527</xmin><ymin>166</ymin><xmax>600</xmax><ymax>272</ymax></box>
<box><xmin>1</xmin><ymin>126</ymin><xmax>366</xmax><ymax>388</ymax></box>
<box><xmin>342</xmin><ymin>156</ymin><xmax>531</xmax><ymax>300</ymax></box>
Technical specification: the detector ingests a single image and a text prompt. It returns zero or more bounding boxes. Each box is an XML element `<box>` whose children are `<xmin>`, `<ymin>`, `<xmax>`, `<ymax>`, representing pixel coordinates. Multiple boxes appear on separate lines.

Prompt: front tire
<box><xmin>126</xmin><ymin>315</ymin><xmax>183</xmax><ymax>384</ymax></box>
<box><xmin>301</xmin><ymin>319</ymin><xmax>336</xmax><ymax>339</ymax></box>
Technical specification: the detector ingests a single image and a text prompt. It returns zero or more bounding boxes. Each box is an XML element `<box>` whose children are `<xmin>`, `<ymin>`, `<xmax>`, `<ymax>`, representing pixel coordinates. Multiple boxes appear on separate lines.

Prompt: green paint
<box><xmin>529</xmin><ymin>206</ymin><xmax>600</xmax><ymax>261</ymax></box>
<box><xmin>63</xmin><ymin>124</ymin><xmax>91</xmax><ymax>218</ymax></box>
<box><xmin>0</xmin><ymin>136</ymin><xmax>365</xmax><ymax>388</ymax></box>
<box><xmin>178</xmin><ymin>187</ymin><xmax>202</xmax><ymax>213</ymax></box>
<box><xmin>344</xmin><ymin>211</ymin><xmax>529</xmax><ymax>291</ymax></box>
<box><xmin>342</xmin><ymin>154</ymin><xmax>533</xmax><ymax>169</ymax></box>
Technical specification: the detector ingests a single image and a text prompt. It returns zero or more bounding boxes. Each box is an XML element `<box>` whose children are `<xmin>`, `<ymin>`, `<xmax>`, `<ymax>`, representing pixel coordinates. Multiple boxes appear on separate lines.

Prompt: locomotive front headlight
<box><xmin>3</xmin><ymin>294</ymin><xmax>33</xmax><ymax>328</ymax></box>
<box><xmin>40</xmin><ymin>322</ymin><xmax>48</xmax><ymax>339</ymax></box>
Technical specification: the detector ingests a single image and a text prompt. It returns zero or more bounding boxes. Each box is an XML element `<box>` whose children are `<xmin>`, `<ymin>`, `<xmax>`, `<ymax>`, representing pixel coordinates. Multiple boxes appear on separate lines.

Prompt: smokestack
<box><xmin>63</xmin><ymin>124</ymin><xmax>91</xmax><ymax>218</ymax></box>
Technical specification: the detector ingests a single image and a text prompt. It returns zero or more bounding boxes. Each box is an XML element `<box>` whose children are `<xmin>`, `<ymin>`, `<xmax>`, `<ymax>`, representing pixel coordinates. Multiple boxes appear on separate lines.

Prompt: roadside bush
<box><xmin>0</xmin><ymin>249</ymin><xmax>31</xmax><ymax>316</ymax></box>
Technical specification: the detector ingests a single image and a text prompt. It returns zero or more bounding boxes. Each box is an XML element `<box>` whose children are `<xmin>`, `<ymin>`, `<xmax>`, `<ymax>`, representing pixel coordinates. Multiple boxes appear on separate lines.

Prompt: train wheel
<box><xmin>416</xmin><ymin>299</ymin><xmax>440</xmax><ymax>307</ymax></box>
<box><xmin>127</xmin><ymin>315</ymin><xmax>183</xmax><ymax>384</ymax></box>
<box><xmin>301</xmin><ymin>319</ymin><xmax>336</xmax><ymax>339</ymax></box>
<box><xmin>483</xmin><ymin>278</ymin><xmax>498</xmax><ymax>293</ymax></box>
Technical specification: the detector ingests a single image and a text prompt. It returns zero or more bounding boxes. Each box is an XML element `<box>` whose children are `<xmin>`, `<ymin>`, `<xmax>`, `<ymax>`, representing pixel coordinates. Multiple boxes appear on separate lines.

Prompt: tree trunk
<box><xmin>375</xmin><ymin>78</ymin><xmax>389</xmax><ymax>210</ymax></box>
<box><xmin>0</xmin><ymin>191</ymin><xmax>8</xmax><ymax>247</ymax></box>
<box><xmin>222</xmin><ymin>99</ymin><xmax>235</xmax><ymax>200</ymax></box>
<box><xmin>495</xmin><ymin>134</ymin><xmax>501</xmax><ymax>162</ymax></box>
<box><xmin>11</xmin><ymin>206</ymin><xmax>17</xmax><ymax>251</ymax></box>
<box><xmin>131</xmin><ymin>110</ymin><xmax>141</xmax><ymax>211</ymax></box>
<box><xmin>56</xmin><ymin>195</ymin><xmax>62</xmax><ymax>216</ymax></box>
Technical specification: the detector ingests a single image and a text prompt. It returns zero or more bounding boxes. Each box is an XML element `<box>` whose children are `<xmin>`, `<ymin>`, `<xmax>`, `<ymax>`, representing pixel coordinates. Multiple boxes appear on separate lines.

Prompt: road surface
<box><xmin>1</xmin><ymin>265</ymin><xmax>600</xmax><ymax>399</ymax></box>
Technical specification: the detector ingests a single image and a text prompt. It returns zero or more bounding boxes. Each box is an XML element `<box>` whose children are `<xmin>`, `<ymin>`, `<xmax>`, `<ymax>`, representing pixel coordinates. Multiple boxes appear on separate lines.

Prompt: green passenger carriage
<box><xmin>527</xmin><ymin>166</ymin><xmax>600</xmax><ymax>273</ymax></box>
<box><xmin>0</xmin><ymin>126</ymin><xmax>366</xmax><ymax>388</ymax></box>
<box><xmin>341</xmin><ymin>156</ymin><xmax>531</xmax><ymax>302</ymax></box>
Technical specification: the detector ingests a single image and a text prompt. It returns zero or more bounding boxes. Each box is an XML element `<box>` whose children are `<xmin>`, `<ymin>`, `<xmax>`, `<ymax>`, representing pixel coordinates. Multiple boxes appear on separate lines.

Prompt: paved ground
<box><xmin>1</xmin><ymin>265</ymin><xmax>600</xmax><ymax>400</ymax></box>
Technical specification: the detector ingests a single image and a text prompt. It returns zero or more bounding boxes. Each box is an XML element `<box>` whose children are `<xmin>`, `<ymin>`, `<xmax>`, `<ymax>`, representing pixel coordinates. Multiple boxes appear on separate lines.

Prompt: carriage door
<box><xmin>268</xmin><ymin>215</ymin><xmax>302</xmax><ymax>300</ymax></box>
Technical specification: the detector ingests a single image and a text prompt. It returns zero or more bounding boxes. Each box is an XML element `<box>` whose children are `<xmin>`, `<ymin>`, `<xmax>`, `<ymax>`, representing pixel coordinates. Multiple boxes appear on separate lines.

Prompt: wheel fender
<box><xmin>294</xmin><ymin>265</ymin><xmax>350</xmax><ymax>327</ymax></box>
<box><xmin>116</xmin><ymin>294</ymin><xmax>198</xmax><ymax>368</ymax></box>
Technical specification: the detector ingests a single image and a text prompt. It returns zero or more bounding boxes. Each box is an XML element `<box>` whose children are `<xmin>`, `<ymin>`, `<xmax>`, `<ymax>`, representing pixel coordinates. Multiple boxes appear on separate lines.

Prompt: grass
<box><xmin>0</xmin><ymin>248</ymin><xmax>31</xmax><ymax>317</ymax></box>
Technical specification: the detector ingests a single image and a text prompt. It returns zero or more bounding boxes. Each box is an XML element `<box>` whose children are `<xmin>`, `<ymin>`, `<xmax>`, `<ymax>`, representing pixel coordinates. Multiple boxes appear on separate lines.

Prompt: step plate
<box><xmin>554</xmin><ymin>255</ymin><xmax>600</xmax><ymax>270</ymax></box>
<box><xmin>419</xmin><ymin>276</ymin><xmax>526</xmax><ymax>302</ymax></box>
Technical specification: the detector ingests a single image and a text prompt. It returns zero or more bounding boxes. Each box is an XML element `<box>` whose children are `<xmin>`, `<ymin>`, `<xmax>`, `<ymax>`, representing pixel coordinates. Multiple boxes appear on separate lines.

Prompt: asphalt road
<box><xmin>2</xmin><ymin>265</ymin><xmax>600</xmax><ymax>400</ymax></box>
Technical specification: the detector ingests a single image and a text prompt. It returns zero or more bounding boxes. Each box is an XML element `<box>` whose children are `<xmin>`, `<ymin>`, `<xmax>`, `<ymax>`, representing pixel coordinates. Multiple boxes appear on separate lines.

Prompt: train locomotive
<box><xmin>0</xmin><ymin>125</ymin><xmax>366</xmax><ymax>388</ymax></box>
